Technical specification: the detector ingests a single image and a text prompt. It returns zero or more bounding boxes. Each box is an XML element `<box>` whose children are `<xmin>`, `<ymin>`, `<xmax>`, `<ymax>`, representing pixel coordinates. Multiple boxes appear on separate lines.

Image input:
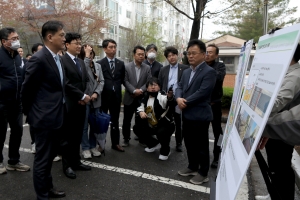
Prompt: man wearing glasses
<box><xmin>61</xmin><ymin>32</ymin><xmax>91</xmax><ymax>179</ymax></box>
<box><xmin>0</xmin><ymin>27</ymin><xmax>30</xmax><ymax>174</ymax></box>
<box><xmin>176</xmin><ymin>39</ymin><xmax>216</xmax><ymax>185</ymax></box>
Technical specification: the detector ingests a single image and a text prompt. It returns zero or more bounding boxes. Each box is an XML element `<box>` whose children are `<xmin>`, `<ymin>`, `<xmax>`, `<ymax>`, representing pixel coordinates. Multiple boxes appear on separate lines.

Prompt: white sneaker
<box><xmin>159</xmin><ymin>151</ymin><xmax>171</xmax><ymax>161</ymax></box>
<box><xmin>90</xmin><ymin>148</ymin><xmax>101</xmax><ymax>157</ymax></box>
<box><xmin>0</xmin><ymin>163</ymin><xmax>7</xmax><ymax>174</ymax></box>
<box><xmin>145</xmin><ymin>144</ymin><xmax>161</xmax><ymax>153</ymax></box>
<box><xmin>82</xmin><ymin>150</ymin><xmax>92</xmax><ymax>159</ymax></box>
<box><xmin>31</xmin><ymin>143</ymin><xmax>36</xmax><ymax>154</ymax></box>
<box><xmin>6</xmin><ymin>162</ymin><xmax>30</xmax><ymax>172</ymax></box>
<box><xmin>53</xmin><ymin>156</ymin><xmax>61</xmax><ymax>162</ymax></box>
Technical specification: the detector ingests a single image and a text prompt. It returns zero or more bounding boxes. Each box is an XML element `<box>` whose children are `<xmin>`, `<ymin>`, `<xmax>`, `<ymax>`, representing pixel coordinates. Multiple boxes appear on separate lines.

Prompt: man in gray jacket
<box><xmin>122</xmin><ymin>45</ymin><xmax>152</xmax><ymax>147</ymax></box>
<box><xmin>258</xmin><ymin>43</ymin><xmax>300</xmax><ymax>200</ymax></box>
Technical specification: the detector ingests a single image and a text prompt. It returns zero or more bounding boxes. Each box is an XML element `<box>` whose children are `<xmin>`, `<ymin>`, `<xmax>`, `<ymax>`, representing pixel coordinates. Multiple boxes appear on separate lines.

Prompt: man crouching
<box><xmin>133</xmin><ymin>77</ymin><xmax>175</xmax><ymax>161</ymax></box>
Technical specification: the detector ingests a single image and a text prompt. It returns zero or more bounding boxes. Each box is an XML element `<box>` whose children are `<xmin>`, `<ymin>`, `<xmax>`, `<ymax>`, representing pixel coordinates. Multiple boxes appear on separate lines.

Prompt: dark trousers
<box><xmin>102</xmin><ymin>92</ymin><xmax>121</xmax><ymax>146</ymax></box>
<box><xmin>182</xmin><ymin>117</ymin><xmax>210</xmax><ymax>177</ymax></box>
<box><xmin>0</xmin><ymin>100</ymin><xmax>23</xmax><ymax>165</ymax></box>
<box><xmin>30</xmin><ymin>125</ymin><xmax>35</xmax><ymax>144</ymax></box>
<box><xmin>211</xmin><ymin>102</ymin><xmax>223</xmax><ymax>161</ymax></box>
<box><xmin>174</xmin><ymin>112</ymin><xmax>183</xmax><ymax>146</ymax></box>
<box><xmin>122</xmin><ymin>99</ymin><xmax>140</xmax><ymax>141</ymax></box>
<box><xmin>134</xmin><ymin>118</ymin><xmax>175</xmax><ymax>156</ymax></box>
<box><xmin>32</xmin><ymin>127</ymin><xmax>61</xmax><ymax>200</ymax></box>
<box><xmin>62</xmin><ymin>105</ymin><xmax>86</xmax><ymax>170</ymax></box>
<box><xmin>265</xmin><ymin>139</ymin><xmax>295</xmax><ymax>200</ymax></box>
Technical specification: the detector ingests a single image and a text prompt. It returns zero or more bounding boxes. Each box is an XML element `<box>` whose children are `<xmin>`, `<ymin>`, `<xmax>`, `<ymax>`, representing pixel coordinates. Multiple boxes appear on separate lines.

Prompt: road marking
<box><xmin>7</xmin><ymin>124</ymin><xmax>29</xmax><ymax>132</ymax></box>
<box><xmin>3</xmin><ymin>144</ymin><xmax>210</xmax><ymax>194</ymax></box>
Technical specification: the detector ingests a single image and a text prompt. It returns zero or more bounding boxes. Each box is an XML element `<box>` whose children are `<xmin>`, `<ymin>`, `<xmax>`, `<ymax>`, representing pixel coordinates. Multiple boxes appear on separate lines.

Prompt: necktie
<box><xmin>54</xmin><ymin>55</ymin><xmax>63</xmax><ymax>86</ymax></box>
<box><xmin>74</xmin><ymin>57</ymin><xmax>82</xmax><ymax>74</ymax></box>
<box><xmin>110</xmin><ymin>60</ymin><xmax>115</xmax><ymax>74</ymax></box>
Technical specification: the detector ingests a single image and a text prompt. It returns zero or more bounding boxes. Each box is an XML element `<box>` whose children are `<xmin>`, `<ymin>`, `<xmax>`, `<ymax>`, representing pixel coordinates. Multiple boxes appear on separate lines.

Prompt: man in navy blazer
<box><xmin>22</xmin><ymin>21</ymin><xmax>67</xmax><ymax>199</ymax></box>
<box><xmin>175</xmin><ymin>39</ymin><xmax>216</xmax><ymax>185</ymax></box>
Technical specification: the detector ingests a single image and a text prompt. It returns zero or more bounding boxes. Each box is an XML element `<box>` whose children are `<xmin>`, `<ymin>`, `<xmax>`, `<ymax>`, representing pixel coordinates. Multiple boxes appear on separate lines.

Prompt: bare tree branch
<box><xmin>164</xmin><ymin>0</ymin><xmax>194</xmax><ymax>20</ymax></box>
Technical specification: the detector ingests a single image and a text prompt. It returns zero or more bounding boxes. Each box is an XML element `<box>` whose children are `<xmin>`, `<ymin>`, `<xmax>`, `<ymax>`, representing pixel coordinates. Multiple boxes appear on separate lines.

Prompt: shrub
<box><xmin>222</xmin><ymin>87</ymin><xmax>234</xmax><ymax>108</ymax></box>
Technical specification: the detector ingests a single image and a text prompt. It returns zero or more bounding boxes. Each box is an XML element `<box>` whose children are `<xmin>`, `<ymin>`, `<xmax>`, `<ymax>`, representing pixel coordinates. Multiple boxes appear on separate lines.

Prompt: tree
<box><xmin>120</xmin><ymin>18</ymin><xmax>165</xmax><ymax>62</ymax></box>
<box><xmin>0</xmin><ymin>0</ymin><xmax>108</xmax><ymax>47</ymax></box>
<box><xmin>214</xmin><ymin>0</ymin><xmax>298</xmax><ymax>42</ymax></box>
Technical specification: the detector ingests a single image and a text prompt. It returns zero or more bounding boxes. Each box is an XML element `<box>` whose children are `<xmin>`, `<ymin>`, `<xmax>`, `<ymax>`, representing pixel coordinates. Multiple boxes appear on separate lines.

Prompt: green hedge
<box><xmin>222</xmin><ymin>87</ymin><xmax>234</xmax><ymax>108</ymax></box>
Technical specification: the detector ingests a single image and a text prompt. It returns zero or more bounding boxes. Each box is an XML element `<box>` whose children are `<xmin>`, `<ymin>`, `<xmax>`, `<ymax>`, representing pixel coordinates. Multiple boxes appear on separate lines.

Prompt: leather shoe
<box><xmin>64</xmin><ymin>167</ymin><xmax>76</xmax><ymax>179</ymax></box>
<box><xmin>48</xmin><ymin>188</ymin><xmax>66</xmax><ymax>198</ymax></box>
<box><xmin>112</xmin><ymin>145</ymin><xmax>125</xmax><ymax>152</ymax></box>
<box><xmin>176</xmin><ymin>144</ymin><xmax>183</xmax><ymax>152</ymax></box>
<box><xmin>74</xmin><ymin>164</ymin><xmax>91</xmax><ymax>171</ymax></box>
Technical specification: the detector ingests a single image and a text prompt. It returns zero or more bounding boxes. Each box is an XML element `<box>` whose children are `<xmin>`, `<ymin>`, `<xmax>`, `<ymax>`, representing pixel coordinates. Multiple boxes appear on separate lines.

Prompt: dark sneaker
<box><xmin>190</xmin><ymin>173</ymin><xmax>209</xmax><ymax>185</ymax></box>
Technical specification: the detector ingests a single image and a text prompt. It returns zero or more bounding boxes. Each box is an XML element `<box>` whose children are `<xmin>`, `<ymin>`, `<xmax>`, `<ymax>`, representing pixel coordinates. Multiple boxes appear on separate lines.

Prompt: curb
<box><xmin>292</xmin><ymin>150</ymin><xmax>300</xmax><ymax>190</ymax></box>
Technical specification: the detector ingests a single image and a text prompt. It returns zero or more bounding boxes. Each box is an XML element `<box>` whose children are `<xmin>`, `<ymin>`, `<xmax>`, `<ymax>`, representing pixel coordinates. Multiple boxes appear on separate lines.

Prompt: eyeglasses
<box><xmin>6</xmin><ymin>36</ymin><xmax>19</xmax><ymax>41</ymax></box>
<box><xmin>186</xmin><ymin>51</ymin><xmax>205</xmax><ymax>56</ymax></box>
<box><xmin>70</xmin><ymin>42</ymin><xmax>82</xmax><ymax>46</ymax></box>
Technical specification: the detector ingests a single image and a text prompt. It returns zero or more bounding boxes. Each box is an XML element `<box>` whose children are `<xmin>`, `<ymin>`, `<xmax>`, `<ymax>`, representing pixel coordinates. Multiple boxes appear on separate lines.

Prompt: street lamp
<box><xmin>263</xmin><ymin>0</ymin><xmax>269</xmax><ymax>34</ymax></box>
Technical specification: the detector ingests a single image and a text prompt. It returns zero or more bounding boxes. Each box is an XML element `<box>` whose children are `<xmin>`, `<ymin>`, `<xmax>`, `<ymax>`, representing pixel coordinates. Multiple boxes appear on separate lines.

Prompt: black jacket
<box><xmin>96</xmin><ymin>57</ymin><xmax>125</xmax><ymax>102</ymax></box>
<box><xmin>0</xmin><ymin>46</ymin><xmax>23</xmax><ymax>102</ymax></box>
<box><xmin>143</xmin><ymin>60</ymin><xmax>162</xmax><ymax>78</ymax></box>
<box><xmin>207</xmin><ymin>61</ymin><xmax>226</xmax><ymax>103</ymax></box>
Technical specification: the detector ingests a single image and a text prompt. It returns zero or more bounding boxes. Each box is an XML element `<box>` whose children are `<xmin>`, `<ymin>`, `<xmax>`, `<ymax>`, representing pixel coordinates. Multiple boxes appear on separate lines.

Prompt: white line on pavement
<box><xmin>7</xmin><ymin>124</ymin><xmax>29</xmax><ymax>132</ymax></box>
<box><xmin>3</xmin><ymin>144</ymin><xmax>210</xmax><ymax>194</ymax></box>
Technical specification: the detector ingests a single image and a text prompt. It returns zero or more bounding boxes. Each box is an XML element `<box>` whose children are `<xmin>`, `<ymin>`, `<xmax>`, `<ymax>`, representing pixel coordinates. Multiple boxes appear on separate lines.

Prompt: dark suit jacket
<box><xmin>61</xmin><ymin>53</ymin><xmax>88</xmax><ymax>112</ymax></box>
<box><xmin>143</xmin><ymin>60</ymin><xmax>162</xmax><ymax>78</ymax></box>
<box><xmin>175</xmin><ymin>62</ymin><xmax>216</xmax><ymax>121</ymax></box>
<box><xmin>96</xmin><ymin>57</ymin><xmax>125</xmax><ymax>102</ymax></box>
<box><xmin>21</xmin><ymin>47</ymin><xmax>66</xmax><ymax>129</ymax></box>
<box><xmin>158</xmin><ymin>63</ymin><xmax>189</xmax><ymax>93</ymax></box>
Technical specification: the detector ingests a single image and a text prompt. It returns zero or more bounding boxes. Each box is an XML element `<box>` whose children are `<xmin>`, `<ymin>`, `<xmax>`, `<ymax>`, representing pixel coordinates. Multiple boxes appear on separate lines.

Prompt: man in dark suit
<box><xmin>122</xmin><ymin>45</ymin><xmax>152</xmax><ymax>146</ymax></box>
<box><xmin>96</xmin><ymin>39</ymin><xmax>125</xmax><ymax>152</ymax></box>
<box><xmin>21</xmin><ymin>20</ymin><xmax>67</xmax><ymax>199</ymax></box>
<box><xmin>176</xmin><ymin>39</ymin><xmax>216</xmax><ymax>185</ymax></box>
<box><xmin>17</xmin><ymin>47</ymin><xmax>27</xmax><ymax>68</ymax></box>
<box><xmin>143</xmin><ymin>44</ymin><xmax>162</xmax><ymax>78</ymax></box>
<box><xmin>61</xmin><ymin>32</ymin><xmax>91</xmax><ymax>179</ymax></box>
<box><xmin>158</xmin><ymin>46</ymin><xmax>188</xmax><ymax>152</ymax></box>
<box><xmin>205</xmin><ymin>43</ymin><xmax>226</xmax><ymax>168</ymax></box>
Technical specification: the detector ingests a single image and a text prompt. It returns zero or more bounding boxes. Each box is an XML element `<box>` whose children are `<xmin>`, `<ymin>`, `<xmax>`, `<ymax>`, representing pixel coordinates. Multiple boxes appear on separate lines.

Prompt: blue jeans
<box><xmin>81</xmin><ymin>105</ymin><xmax>98</xmax><ymax>151</ymax></box>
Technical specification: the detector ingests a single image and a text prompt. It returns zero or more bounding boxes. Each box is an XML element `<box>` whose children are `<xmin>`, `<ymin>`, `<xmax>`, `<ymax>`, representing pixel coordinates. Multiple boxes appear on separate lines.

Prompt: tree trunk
<box><xmin>189</xmin><ymin>0</ymin><xmax>207</xmax><ymax>41</ymax></box>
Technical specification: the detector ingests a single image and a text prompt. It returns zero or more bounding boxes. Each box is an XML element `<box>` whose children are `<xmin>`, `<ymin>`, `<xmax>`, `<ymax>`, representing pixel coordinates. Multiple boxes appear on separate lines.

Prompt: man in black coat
<box><xmin>0</xmin><ymin>27</ymin><xmax>30</xmax><ymax>175</ymax></box>
<box><xmin>61</xmin><ymin>32</ymin><xmax>91</xmax><ymax>179</ymax></box>
<box><xmin>143</xmin><ymin>44</ymin><xmax>162</xmax><ymax>78</ymax></box>
<box><xmin>205</xmin><ymin>43</ymin><xmax>226</xmax><ymax>168</ymax></box>
<box><xmin>158</xmin><ymin>46</ymin><xmax>188</xmax><ymax>152</ymax></box>
<box><xmin>22</xmin><ymin>20</ymin><xmax>66</xmax><ymax>199</ymax></box>
<box><xmin>96</xmin><ymin>39</ymin><xmax>125</xmax><ymax>152</ymax></box>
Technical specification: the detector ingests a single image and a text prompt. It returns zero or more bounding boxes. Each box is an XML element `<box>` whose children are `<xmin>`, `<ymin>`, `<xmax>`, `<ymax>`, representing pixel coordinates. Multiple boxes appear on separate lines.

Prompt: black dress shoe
<box><xmin>211</xmin><ymin>160</ymin><xmax>218</xmax><ymax>168</ymax></box>
<box><xmin>48</xmin><ymin>188</ymin><xmax>66</xmax><ymax>198</ymax></box>
<box><xmin>112</xmin><ymin>145</ymin><xmax>125</xmax><ymax>152</ymax></box>
<box><xmin>176</xmin><ymin>144</ymin><xmax>183</xmax><ymax>152</ymax></box>
<box><xmin>64</xmin><ymin>167</ymin><xmax>76</xmax><ymax>179</ymax></box>
<box><xmin>74</xmin><ymin>164</ymin><xmax>91</xmax><ymax>171</ymax></box>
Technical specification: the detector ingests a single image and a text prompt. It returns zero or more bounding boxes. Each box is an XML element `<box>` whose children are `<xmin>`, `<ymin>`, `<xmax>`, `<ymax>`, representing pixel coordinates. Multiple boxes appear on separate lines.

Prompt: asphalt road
<box><xmin>0</xmin><ymin>113</ymin><xmax>220</xmax><ymax>200</ymax></box>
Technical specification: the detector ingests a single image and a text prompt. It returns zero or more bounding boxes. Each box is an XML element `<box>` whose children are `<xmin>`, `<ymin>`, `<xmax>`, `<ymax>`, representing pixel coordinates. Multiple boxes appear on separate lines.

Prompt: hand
<box><xmin>139</xmin><ymin>111</ymin><xmax>147</xmax><ymax>119</ymax></box>
<box><xmin>91</xmin><ymin>93</ymin><xmax>98</xmax><ymax>101</ymax></box>
<box><xmin>167</xmin><ymin>90</ymin><xmax>173</xmax><ymax>99</ymax></box>
<box><xmin>135</xmin><ymin>89</ymin><xmax>143</xmax><ymax>96</ymax></box>
<box><xmin>78</xmin><ymin>100</ymin><xmax>85</xmax><ymax>105</ymax></box>
<box><xmin>83</xmin><ymin>95</ymin><xmax>91</xmax><ymax>104</ymax></box>
<box><xmin>84</xmin><ymin>45</ymin><xmax>92</xmax><ymax>58</ymax></box>
<box><xmin>177</xmin><ymin>98</ymin><xmax>187</xmax><ymax>110</ymax></box>
<box><xmin>257</xmin><ymin>136</ymin><xmax>269</xmax><ymax>150</ymax></box>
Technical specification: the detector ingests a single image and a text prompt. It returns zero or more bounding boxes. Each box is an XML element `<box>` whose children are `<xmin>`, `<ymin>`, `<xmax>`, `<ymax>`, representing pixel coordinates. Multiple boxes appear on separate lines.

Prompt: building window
<box><xmin>126</xmin><ymin>10</ymin><xmax>131</xmax><ymax>19</ymax></box>
<box><xmin>136</xmin><ymin>13</ymin><xmax>143</xmax><ymax>23</ymax></box>
<box><xmin>119</xmin><ymin>6</ymin><xmax>122</xmax><ymax>15</ymax></box>
<box><xmin>219</xmin><ymin>56</ymin><xmax>235</xmax><ymax>73</ymax></box>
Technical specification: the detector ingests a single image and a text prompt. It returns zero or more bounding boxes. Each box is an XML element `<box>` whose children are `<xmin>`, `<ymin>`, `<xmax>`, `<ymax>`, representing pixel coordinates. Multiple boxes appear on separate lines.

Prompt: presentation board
<box><xmin>216</xmin><ymin>23</ymin><xmax>300</xmax><ymax>200</ymax></box>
